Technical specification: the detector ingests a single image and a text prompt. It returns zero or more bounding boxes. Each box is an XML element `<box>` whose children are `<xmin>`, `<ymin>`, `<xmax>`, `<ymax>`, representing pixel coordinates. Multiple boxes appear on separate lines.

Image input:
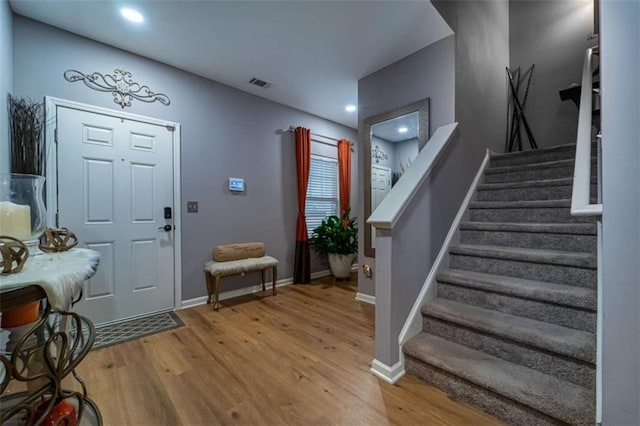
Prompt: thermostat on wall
<box><xmin>228</xmin><ymin>177</ymin><xmax>245</xmax><ymax>192</ymax></box>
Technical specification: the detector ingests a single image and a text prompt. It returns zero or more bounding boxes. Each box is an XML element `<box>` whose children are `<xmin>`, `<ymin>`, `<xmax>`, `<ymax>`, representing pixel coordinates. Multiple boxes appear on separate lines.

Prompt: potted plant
<box><xmin>309</xmin><ymin>210</ymin><xmax>358</xmax><ymax>278</ymax></box>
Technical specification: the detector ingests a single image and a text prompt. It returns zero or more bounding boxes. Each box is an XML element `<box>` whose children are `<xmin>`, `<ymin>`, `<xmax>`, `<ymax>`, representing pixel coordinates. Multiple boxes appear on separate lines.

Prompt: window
<box><xmin>306</xmin><ymin>154</ymin><xmax>339</xmax><ymax>236</ymax></box>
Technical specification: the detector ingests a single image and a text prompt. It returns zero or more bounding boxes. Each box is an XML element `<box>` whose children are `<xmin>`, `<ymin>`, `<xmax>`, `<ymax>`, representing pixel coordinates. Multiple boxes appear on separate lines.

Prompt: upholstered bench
<box><xmin>203</xmin><ymin>242</ymin><xmax>278</xmax><ymax>311</ymax></box>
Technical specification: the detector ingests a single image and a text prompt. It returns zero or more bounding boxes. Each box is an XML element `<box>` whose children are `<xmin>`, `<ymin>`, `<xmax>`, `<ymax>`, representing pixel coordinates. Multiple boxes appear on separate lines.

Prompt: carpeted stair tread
<box><xmin>403</xmin><ymin>333</ymin><xmax>594</xmax><ymax>424</ymax></box>
<box><xmin>421</xmin><ymin>299</ymin><xmax>595</xmax><ymax>363</ymax></box>
<box><xmin>460</xmin><ymin>221</ymin><xmax>596</xmax><ymax>235</ymax></box>
<box><xmin>469</xmin><ymin>200</ymin><xmax>597</xmax><ymax>224</ymax></box>
<box><xmin>486</xmin><ymin>158</ymin><xmax>574</xmax><ymax>174</ymax></box>
<box><xmin>488</xmin><ymin>143</ymin><xmax>597</xmax><ymax>168</ymax></box>
<box><xmin>449</xmin><ymin>243</ymin><xmax>596</xmax><ymax>269</ymax></box>
<box><xmin>437</xmin><ymin>269</ymin><xmax>596</xmax><ymax>310</ymax></box>
<box><xmin>477</xmin><ymin>176</ymin><xmax>597</xmax><ymax>191</ymax></box>
<box><xmin>470</xmin><ymin>199</ymin><xmax>571</xmax><ymax>209</ymax></box>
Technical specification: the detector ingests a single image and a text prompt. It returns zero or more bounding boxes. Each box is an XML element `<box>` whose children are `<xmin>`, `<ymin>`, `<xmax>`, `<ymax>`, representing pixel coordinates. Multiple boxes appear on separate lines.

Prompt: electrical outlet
<box><xmin>187</xmin><ymin>201</ymin><xmax>198</xmax><ymax>213</ymax></box>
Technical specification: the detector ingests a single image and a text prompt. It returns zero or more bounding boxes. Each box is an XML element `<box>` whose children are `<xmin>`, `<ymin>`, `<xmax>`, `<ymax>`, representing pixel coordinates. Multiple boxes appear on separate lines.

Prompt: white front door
<box><xmin>370</xmin><ymin>165</ymin><xmax>392</xmax><ymax>249</ymax></box>
<box><xmin>55</xmin><ymin>106</ymin><xmax>176</xmax><ymax>325</ymax></box>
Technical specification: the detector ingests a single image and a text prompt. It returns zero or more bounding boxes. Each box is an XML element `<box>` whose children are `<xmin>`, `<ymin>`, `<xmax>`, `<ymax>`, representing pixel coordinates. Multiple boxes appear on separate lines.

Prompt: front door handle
<box><xmin>158</xmin><ymin>224</ymin><xmax>173</xmax><ymax>232</ymax></box>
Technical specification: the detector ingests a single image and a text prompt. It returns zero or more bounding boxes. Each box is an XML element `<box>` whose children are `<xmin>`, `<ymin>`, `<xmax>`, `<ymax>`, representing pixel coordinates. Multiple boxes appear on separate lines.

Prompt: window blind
<box><xmin>306</xmin><ymin>155</ymin><xmax>339</xmax><ymax>236</ymax></box>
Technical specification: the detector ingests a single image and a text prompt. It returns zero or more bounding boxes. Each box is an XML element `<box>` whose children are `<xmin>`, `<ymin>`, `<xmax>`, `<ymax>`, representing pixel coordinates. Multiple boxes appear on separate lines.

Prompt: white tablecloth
<box><xmin>0</xmin><ymin>249</ymin><xmax>100</xmax><ymax>310</ymax></box>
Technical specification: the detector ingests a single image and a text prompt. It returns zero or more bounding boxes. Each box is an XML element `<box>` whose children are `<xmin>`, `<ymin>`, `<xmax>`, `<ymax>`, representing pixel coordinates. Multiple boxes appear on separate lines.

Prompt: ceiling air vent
<box><xmin>249</xmin><ymin>77</ymin><xmax>272</xmax><ymax>89</ymax></box>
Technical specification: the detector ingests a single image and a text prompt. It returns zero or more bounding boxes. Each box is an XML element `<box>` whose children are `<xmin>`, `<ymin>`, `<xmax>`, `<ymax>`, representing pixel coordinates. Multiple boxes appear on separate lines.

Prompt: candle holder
<box><xmin>0</xmin><ymin>174</ymin><xmax>47</xmax><ymax>256</ymax></box>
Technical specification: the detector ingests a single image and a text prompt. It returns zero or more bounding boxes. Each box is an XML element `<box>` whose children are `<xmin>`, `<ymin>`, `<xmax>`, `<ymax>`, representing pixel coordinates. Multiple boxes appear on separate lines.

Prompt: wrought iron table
<box><xmin>0</xmin><ymin>249</ymin><xmax>101</xmax><ymax>425</ymax></box>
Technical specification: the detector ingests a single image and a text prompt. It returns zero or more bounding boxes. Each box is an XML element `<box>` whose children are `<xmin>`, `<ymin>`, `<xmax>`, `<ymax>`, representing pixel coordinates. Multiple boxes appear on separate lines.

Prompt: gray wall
<box><xmin>509</xmin><ymin>0</ymin><xmax>595</xmax><ymax>149</ymax></box>
<box><xmin>357</xmin><ymin>35</ymin><xmax>456</xmax><ymax>296</ymax></box>
<box><xmin>395</xmin><ymin>138</ymin><xmax>419</xmax><ymax>173</ymax></box>
<box><xmin>371</xmin><ymin>136</ymin><xmax>396</xmax><ymax>172</ymax></box>
<box><xmin>0</xmin><ymin>0</ymin><xmax>12</xmax><ymax>174</ymax></box>
<box><xmin>432</xmin><ymin>0</ymin><xmax>509</xmax><ymax>156</ymax></box>
<box><xmin>600</xmin><ymin>1</ymin><xmax>640</xmax><ymax>423</ymax></box>
<box><xmin>376</xmin><ymin>133</ymin><xmax>462</xmax><ymax>366</ymax></box>
<box><xmin>12</xmin><ymin>16</ymin><xmax>358</xmax><ymax>301</ymax></box>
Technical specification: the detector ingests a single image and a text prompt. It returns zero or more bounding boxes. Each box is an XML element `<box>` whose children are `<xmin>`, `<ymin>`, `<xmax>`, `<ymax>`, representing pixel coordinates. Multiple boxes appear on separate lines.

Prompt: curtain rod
<box><xmin>287</xmin><ymin>126</ymin><xmax>354</xmax><ymax>149</ymax></box>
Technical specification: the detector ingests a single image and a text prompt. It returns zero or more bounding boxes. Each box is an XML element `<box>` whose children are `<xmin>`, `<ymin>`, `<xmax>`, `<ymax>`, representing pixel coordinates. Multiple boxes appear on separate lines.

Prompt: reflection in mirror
<box><xmin>370</xmin><ymin>112</ymin><xmax>420</xmax><ymax>249</ymax></box>
<box><xmin>363</xmin><ymin>99</ymin><xmax>429</xmax><ymax>258</ymax></box>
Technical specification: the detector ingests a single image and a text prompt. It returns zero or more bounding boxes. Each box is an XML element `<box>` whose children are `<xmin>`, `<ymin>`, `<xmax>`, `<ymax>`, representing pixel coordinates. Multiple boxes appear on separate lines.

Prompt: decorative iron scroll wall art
<box><xmin>372</xmin><ymin>145</ymin><xmax>389</xmax><ymax>164</ymax></box>
<box><xmin>63</xmin><ymin>68</ymin><xmax>170</xmax><ymax>109</ymax></box>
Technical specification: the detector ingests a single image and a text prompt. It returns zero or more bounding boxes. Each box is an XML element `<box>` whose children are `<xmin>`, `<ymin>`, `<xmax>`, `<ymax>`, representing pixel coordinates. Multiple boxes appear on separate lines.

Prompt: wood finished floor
<box><xmin>71</xmin><ymin>275</ymin><xmax>504</xmax><ymax>425</ymax></box>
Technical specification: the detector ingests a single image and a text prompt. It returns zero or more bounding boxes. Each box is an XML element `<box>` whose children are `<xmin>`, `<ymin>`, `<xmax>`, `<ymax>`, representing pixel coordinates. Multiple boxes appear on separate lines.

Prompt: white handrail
<box><xmin>571</xmin><ymin>47</ymin><xmax>602</xmax><ymax>216</ymax></box>
<box><xmin>367</xmin><ymin>123</ymin><xmax>458</xmax><ymax>229</ymax></box>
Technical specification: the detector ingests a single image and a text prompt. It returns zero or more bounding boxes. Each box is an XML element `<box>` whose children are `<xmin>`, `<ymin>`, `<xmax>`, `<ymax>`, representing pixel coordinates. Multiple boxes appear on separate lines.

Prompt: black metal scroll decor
<box><xmin>63</xmin><ymin>68</ymin><xmax>170</xmax><ymax>109</ymax></box>
<box><xmin>372</xmin><ymin>145</ymin><xmax>389</xmax><ymax>164</ymax></box>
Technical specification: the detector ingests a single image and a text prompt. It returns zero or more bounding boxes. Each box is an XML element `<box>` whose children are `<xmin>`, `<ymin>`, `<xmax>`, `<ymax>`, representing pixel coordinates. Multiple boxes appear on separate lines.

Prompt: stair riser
<box><xmin>470</xmin><ymin>207</ymin><xmax>595</xmax><ymax>223</ymax></box>
<box><xmin>490</xmin><ymin>146</ymin><xmax>597</xmax><ymax>168</ymax></box>
<box><xmin>477</xmin><ymin>184</ymin><xmax>598</xmax><ymax>202</ymax></box>
<box><xmin>449</xmin><ymin>254</ymin><xmax>596</xmax><ymax>288</ymax></box>
<box><xmin>489</xmin><ymin>149</ymin><xmax>576</xmax><ymax>167</ymax></box>
<box><xmin>404</xmin><ymin>356</ymin><xmax>568</xmax><ymax>425</ymax></box>
<box><xmin>485</xmin><ymin>166</ymin><xmax>575</xmax><ymax>183</ymax></box>
<box><xmin>460</xmin><ymin>229</ymin><xmax>596</xmax><ymax>253</ymax></box>
<box><xmin>421</xmin><ymin>318</ymin><xmax>595</xmax><ymax>389</ymax></box>
<box><xmin>438</xmin><ymin>283</ymin><xmax>596</xmax><ymax>332</ymax></box>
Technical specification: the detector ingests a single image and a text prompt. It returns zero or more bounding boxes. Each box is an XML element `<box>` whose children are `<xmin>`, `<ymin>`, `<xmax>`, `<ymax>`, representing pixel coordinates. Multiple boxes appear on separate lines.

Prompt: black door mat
<box><xmin>92</xmin><ymin>311</ymin><xmax>183</xmax><ymax>350</ymax></box>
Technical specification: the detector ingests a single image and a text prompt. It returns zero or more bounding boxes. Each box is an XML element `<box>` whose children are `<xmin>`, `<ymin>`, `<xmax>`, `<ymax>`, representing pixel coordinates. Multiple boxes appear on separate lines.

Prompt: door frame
<box><xmin>44</xmin><ymin>97</ymin><xmax>183</xmax><ymax>310</ymax></box>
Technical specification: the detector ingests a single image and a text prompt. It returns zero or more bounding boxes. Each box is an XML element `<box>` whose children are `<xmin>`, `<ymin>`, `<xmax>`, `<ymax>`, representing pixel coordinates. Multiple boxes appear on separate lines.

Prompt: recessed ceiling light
<box><xmin>345</xmin><ymin>105</ymin><xmax>357</xmax><ymax>113</ymax></box>
<box><xmin>121</xmin><ymin>7</ymin><xmax>144</xmax><ymax>23</ymax></box>
<box><xmin>398</xmin><ymin>126</ymin><xmax>408</xmax><ymax>133</ymax></box>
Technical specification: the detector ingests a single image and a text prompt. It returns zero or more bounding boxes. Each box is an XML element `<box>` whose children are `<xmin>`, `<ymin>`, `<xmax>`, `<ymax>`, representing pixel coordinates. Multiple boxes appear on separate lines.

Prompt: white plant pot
<box><xmin>328</xmin><ymin>253</ymin><xmax>356</xmax><ymax>278</ymax></box>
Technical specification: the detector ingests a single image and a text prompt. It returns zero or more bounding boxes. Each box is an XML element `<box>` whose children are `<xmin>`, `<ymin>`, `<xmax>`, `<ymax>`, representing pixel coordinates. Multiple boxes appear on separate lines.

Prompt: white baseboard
<box><xmin>311</xmin><ymin>269</ymin><xmax>332</xmax><ymax>280</ymax></box>
<box><xmin>180</xmin><ymin>269</ymin><xmax>333</xmax><ymax>310</ymax></box>
<box><xmin>370</xmin><ymin>358</ymin><xmax>404</xmax><ymax>384</ymax></box>
<box><xmin>355</xmin><ymin>292</ymin><xmax>375</xmax><ymax>305</ymax></box>
<box><xmin>178</xmin><ymin>295</ymin><xmax>209</xmax><ymax>310</ymax></box>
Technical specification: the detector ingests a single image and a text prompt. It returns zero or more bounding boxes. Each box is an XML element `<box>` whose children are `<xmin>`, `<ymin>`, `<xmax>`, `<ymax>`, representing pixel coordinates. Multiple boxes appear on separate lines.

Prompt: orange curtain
<box><xmin>337</xmin><ymin>139</ymin><xmax>351</xmax><ymax>218</ymax></box>
<box><xmin>294</xmin><ymin>127</ymin><xmax>311</xmax><ymax>284</ymax></box>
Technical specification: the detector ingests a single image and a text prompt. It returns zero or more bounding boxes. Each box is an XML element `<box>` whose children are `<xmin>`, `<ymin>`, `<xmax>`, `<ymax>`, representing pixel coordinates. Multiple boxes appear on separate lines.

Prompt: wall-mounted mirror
<box><xmin>363</xmin><ymin>98</ymin><xmax>430</xmax><ymax>258</ymax></box>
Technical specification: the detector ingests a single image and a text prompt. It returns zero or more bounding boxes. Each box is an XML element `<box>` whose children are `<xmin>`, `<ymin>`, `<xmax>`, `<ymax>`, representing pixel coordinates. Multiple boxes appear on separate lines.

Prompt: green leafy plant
<box><xmin>309</xmin><ymin>210</ymin><xmax>358</xmax><ymax>255</ymax></box>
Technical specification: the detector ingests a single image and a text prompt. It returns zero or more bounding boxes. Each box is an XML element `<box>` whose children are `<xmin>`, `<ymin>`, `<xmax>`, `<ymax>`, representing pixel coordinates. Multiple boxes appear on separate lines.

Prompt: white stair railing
<box><xmin>366</xmin><ymin>123</ymin><xmax>458</xmax><ymax>383</ymax></box>
<box><xmin>571</xmin><ymin>47</ymin><xmax>602</xmax><ymax>216</ymax></box>
<box><xmin>571</xmin><ymin>45</ymin><xmax>603</xmax><ymax>425</ymax></box>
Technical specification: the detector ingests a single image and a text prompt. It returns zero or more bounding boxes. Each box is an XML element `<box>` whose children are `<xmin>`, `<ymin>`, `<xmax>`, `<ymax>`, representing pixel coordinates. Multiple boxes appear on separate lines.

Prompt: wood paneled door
<box><xmin>54</xmin><ymin>103</ymin><xmax>179</xmax><ymax>325</ymax></box>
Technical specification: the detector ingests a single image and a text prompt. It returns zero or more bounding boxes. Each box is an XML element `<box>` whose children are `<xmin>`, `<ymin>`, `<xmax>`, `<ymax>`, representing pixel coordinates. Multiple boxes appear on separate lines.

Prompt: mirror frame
<box><xmin>363</xmin><ymin>98</ymin><xmax>430</xmax><ymax>258</ymax></box>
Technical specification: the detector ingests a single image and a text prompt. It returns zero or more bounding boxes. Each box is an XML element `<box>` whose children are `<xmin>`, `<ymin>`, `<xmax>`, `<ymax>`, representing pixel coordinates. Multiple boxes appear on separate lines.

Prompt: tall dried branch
<box><xmin>8</xmin><ymin>95</ymin><xmax>46</xmax><ymax>175</ymax></box>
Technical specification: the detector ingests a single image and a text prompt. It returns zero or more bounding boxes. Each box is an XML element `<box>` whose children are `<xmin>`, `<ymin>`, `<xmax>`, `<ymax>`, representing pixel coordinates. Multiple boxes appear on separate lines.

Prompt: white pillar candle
<box><xmin>0</xmin><ymin>201</ymin><xmax>32</xmax><ymax>240</ymax></box>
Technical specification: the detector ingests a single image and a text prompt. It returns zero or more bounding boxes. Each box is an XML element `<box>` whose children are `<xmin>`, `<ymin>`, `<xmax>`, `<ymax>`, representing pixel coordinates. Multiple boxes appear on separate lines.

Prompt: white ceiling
<box><xmin>372</xmin><ymin>111</ymin><xmax>419</xmax><ymax>142</ymax></box>
<box><xmin>9</xmin><ymin>0</ymin><xmax>452</xmax><ymax>129</ymax></box>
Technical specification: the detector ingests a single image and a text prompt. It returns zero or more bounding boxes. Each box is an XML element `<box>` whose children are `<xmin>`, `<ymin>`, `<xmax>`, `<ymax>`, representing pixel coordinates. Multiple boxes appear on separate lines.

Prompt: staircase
<box><xmin>403</xmin><ymin>143</ymin><xmax>597</xmax><ymax>425</ymax></box>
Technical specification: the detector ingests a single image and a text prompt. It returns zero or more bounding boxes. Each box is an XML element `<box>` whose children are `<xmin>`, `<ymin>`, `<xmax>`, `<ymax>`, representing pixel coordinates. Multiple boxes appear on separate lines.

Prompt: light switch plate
<box><xmin>187</xmin><ymin>201</ymin><xmax>198</xmax><ymax>213</ymax></box>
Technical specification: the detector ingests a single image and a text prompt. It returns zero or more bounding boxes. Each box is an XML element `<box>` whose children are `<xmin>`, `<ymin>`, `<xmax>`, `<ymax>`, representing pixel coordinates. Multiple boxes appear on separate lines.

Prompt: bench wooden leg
<box><xmin>214</xmin><ymin>275</ymin><xmax>221</xmax><ymax>311</ymax></box>
<box><xmin>205</xmin><ymin>271</ymin><xmax>213</xmax><ymax>304</ymax></box>
<box><xmin>272</xmin><ymin>265</ymin><xmax>277</xmax><ymax>295</ymax></box>
<box><xmin>261</xmin><ymin>269</ymin><xmax>266</xmax><ymax>292</ymax></box>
